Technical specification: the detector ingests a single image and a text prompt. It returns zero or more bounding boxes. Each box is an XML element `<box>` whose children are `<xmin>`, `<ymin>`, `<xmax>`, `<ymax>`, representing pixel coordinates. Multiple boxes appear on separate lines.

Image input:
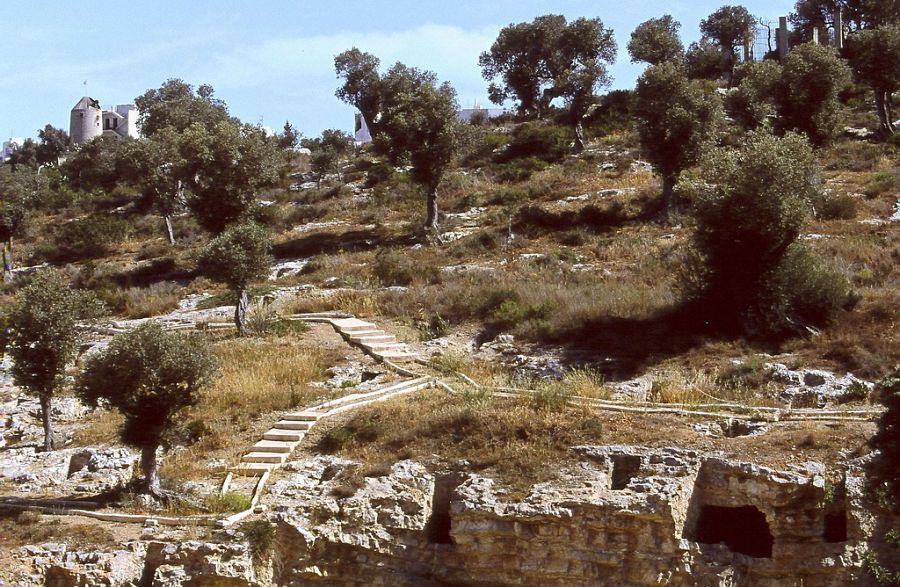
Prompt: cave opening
<box><xmin>610</xmin><ymin>454</ymin><xmax>642</xmax><ymax>490</ymax></box>
<box><xmin>426</xmin><ymin>475</ymin><xmax>462</xmax><ymax>544</ymax></box>
<box><xmin>694</xmin><ymin>505</ymin><xmax>774</xmax><ymax>558</ymax></box>
<box><xmin>824</xmin><ymin>510</ymin><xmax>848</xmax><ymax>543</ymax></box>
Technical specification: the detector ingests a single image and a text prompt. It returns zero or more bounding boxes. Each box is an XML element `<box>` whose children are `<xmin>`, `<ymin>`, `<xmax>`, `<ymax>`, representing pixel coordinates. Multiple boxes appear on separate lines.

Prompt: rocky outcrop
<box><xmin>12</xmin><ymin>447</ymin><xmax>895</xmax><ymax>586</ymax></box>
<box><xmin>262</xmin><ymin>447</ymin><xmax>892</xmax><ymax>586</ymax></box>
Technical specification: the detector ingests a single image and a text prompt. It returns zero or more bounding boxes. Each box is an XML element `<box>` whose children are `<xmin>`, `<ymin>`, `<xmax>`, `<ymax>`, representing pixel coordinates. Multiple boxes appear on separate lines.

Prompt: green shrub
<box><xmin>206</xmin><ymin>491</ymin><xmax>252</xmax><ymax>514</ymax></box>
<box><xmin>529</xmin><ymin>381</ymin><xmax>571</xmax><ymax>412</ymax></box>
<box><xmin>495</xmin><ymin>157</ymin><xmax>548</xmax><ymax>182</ymax></box>
<box><xmin>239</xmin><ymin>519</ymin><xmax>277</xmax><ymax>562</ymax></box>
<box><xmin>866</xmin><ymin>171</ymin><xmax>899</xmax><ymax>197</ymax></box>
<box><xmin>496</xmin><ymin>122</ymin><xmax>570</xmax><ymax>164</ymax></box>
<box><xmin>816</xmin><ymin>193</ymin><xmax>858</xmax><ymax>220</ymax></box>
<box><xmin>765</xmin><ymin>244</ymin><xmax>852</xmax><ymax>329</ymax></box>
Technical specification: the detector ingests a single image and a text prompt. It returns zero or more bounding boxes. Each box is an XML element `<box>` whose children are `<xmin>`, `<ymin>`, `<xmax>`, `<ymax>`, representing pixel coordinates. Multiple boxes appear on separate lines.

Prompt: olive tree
<box><xmin>179</xmin><ymin>121</ymin><xmax>283</xmax><ymax>234</ymax></box>
<box><xmin>776</xmin><ymin>43</ymin><xmax>852</xmax><ymax>146</ymax></box>
<box><xmin>301</xmin><ymin>129</ymin><xmax>355</xmax><ymax>186</ymax></box>
<box><xmin>628</xmin><ymin>15</ymin><xmax>684</xmax><ymax>66</ymax></box>
<box><xmin>119</xmin><ymin>128</ymin><xmax>185</xmax><ymax>244</ymax></box>
<box><xmin>699</xmin><ymin>5</ymin><xmax>756</xmax><ymax>84</ymax></box>
<box><xmin>36</xmin><ymin>125</ymin><xmax>70</xmax><ymax>167</ymax></box>
<box><xmin>479</xmin><ymin>14</ymin><xmax>617</xmax><ymax>141</ymax></box>
<box><xmin>634</xmin><ymin>62</ymin><xmax>723</xmax><ymax>224</ymax></box>
<box><xmin>334</xmin><ymin>54</ymin><xmax>462</xmax><ymax>229</ymax></box>
<box><xmin>334</xmin><ymin>49</ymin><xmax>384</xmax><ymax>139</ymax></box>
<box><xmin>196</xmin><ymin>221</ymin><xmax>272</xmax><ymax>334</ymax></box>
<box><xmin>727</xmin><ymin>60</ymin><xmax>784</xmax><ymax>129</ymax></box>
<box><xmin>3</xmin><ymin>270</ymin><xmax>102</xmax><ymax>450</ymax></box>
<box><xmin>76</xmin><ymin>322</ymin><xmax>217</xmax><ymax>496</ymax></box>
<box><xmin>377</xmin><ymin>64</ymin><xmax>462</xmax><ymax>228</ymax></box>
<box><xmin>846</xmin><ymin>25</ymin><xmax>900</xmax><ymax>135</ymax></box>
<box><xmin>135</xmin><ymin>78</ymin><xmax>232</xmax><ymax>137</ymax></box>
<box><xmin>682</xmin><ymin>131</ymin><xmax>850</xmax><ymax>335</ymax></box>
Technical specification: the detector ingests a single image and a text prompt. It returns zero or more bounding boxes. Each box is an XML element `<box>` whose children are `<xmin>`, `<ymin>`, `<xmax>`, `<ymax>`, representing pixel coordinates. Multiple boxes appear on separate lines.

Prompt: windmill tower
<box><xmin>69</xmin><ymin>96</ymin><xmax>103</xmax><ymax>145</ymax></box>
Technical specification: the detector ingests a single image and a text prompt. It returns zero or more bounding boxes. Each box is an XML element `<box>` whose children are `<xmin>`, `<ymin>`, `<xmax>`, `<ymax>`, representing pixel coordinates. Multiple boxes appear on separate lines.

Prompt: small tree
<box><xmin>4</xmin><ymin>270</ymin><xmax>102</xmax><ymax>450</ymax></box>
<box><xmin>699</xmin><ymin>5</ymin><xmax>756</xmax><ymax>85</ymax></box>
<box><xmin>376</xmin><ymin>64</ymin><xmax>462</xmax><ymax>229</ymax></box>
<box><xmin>7</xmin><ymin>139</ymin><xmax>38</xmax><ymax>173</ymax></box>
<box><xmin>628</xmin><ymin>15</ymin><xmax>684</xmax><ymax>66</ymax></box>
<box><xmin>684</xmin><ymin>39</ymin><xmax>727</xmax><ymax>80</ymax></box>
<box><xmin>846</xmin><ymin>25</ymin><xmax>900</xmax><ymax>135</ymax></box>
<box><xmin>76</xmin><ymin>322</ymin><xmax>217</xmax><ymax>496</ymax></box>
<box><xmin>196</xmin><ymin>221</ymin><xmax>272</xmax><ymax>334</ymax></box>
<box><xmin>36</xmin><ymin>125</ymin><xmax>70</xmax><ymax>167</ymax></box>
<box><xmin>634</xmin><ymin>62</ymin><xmax>723</xmax><ymax>223</ymax></box>
<box><xmin>301</xmin><ymin>129</ymin><xmax>355</xmax><ymax>187</ymax></box>
<box><xmin>683</xmin><ymin>131</ymin><xmax>849</xmax><ymax>335</ymax></box>
<box><xmin>776</xmin><ymin>43</ymin><xmax>852</xmax><ymax>146</ymax></box>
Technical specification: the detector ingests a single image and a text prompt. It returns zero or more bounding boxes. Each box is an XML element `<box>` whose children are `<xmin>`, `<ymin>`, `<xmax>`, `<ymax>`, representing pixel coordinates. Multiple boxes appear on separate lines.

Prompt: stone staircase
<box><xmin>292</xmin><ymin>315</ymin><xmax>418</xmax><ymax>362</ymax></box>
<box><xmin>236</xmin><ymin>376</ymin><xmax>432</xmax><ymax>475</ymax></box>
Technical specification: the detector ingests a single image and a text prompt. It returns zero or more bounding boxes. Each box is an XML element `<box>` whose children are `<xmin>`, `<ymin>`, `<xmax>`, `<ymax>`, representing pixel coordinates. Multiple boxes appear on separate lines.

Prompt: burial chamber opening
<box><xmin>694</xmin><ymin>505</ymin><xmax>774</xmax><ymax>558</ymax></box>
<box><xmin>610</xmin><ymin>454</ymin><xmax>642</xmax><ymax>490</ymax></box>
<box><xmin>426</xmin><ymin>474</ymin><xmax>464</xmax><ymax>544</ymax></box>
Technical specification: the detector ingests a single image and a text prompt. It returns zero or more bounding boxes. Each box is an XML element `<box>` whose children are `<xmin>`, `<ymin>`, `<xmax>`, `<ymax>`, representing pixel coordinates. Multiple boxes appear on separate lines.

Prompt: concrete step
<box><xmin>252</xmin><ymin>439</ymin><xmax>298</xmax><ymax>454</ymax></box>
<box><xmin>263</xmin><ymin>429</ymin><xmax>306</xmax><ymax>442</ymax></box>
<box><xmin>361</xmin><ymin>341</ymin><xmax>407</xmax><ymax>352</ymax></box>
<box><xmin>274</xmin><ymin>419</ymin><xmax>315</xmax><ymax>430</ymax></box>
<box><xmin>242</xmin><ymin>452</ymin><xmax>287</xmax><ymax>464</ymax></box>
<box><xmin>235</xmin><ymin>463</ymin><xmax>275</xmax><ymax>476</ymax></box>
<box><xmin>282</xmin><ymin>411</ymin><xmax>320</xmax><ymax>422</ymax></box>
<box><xmin>348</xmin><ymin>334</ymin><xmax>394</xmax><ymax>344</ymax></box>
<box><xmin>378</xmin><ymin>351</ymin><xmax>419</xmax><ymax>360</ymax></box>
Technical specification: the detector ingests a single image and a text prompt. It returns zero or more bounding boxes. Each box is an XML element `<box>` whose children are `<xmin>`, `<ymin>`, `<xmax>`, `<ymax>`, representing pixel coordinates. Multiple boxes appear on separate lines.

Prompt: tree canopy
<box><xmin>846</xmin><ymin>24</ymin><xmax>900</xmax><ymax>134</ymax></box>
<box><xmin>479</xmin><ymin>14</ymin><xmax>617</xmax><ymax>129</ymax></box>
<box><xmin>3</xmin><ymin>270</ymin><xmax>103</xmax><ymax>450</ymax></box>
<box><xmin>699</xmin><ymin>5</ymin><xmax>756</xmax><ymax>84</ymax></box>
<box><xmin>628</xmin><ymin>15</ymin><xmax>684</xmax><ymax>65</ymax></box>
<box><xmin>135</xmin><ymin>78</ymin><xmax>232</xmax><ymax>137</ymax></box>
<box><xmin>36</xmin><ymin>125</ymin><xmax>70</xmax><ymax>166</ymax></box>
<box><xmin>335</xmin><ymin>49</ymin><xmax>383</xmax><ymax>138</ymax></box>
<box><xmin>634</xmin><ymin>62</ymin><xmax>723</xmax><ymax>223</ymax></box>
<box><xmin>76</xmin><ymin>322</ymin><xmax>217</xmax><ymax>495</ymax></box>
<box><xmin>196</xmin><ymin>221</ymin><xmax>272</xmax><ymax>334</ymax></box>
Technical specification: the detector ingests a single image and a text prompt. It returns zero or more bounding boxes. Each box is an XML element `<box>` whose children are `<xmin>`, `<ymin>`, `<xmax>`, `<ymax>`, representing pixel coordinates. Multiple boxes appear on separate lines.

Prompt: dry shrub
<box><xmin>122</xmin><ymin>282</ymin><xmax>182</xmax><ymax>318</ymax></box>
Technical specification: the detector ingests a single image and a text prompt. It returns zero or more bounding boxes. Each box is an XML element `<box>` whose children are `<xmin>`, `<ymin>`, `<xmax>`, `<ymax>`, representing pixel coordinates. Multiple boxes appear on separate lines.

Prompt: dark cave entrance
<box><xmin>824</xmin><ymin>510</ymin><xmax>848</xmax><ymax>543</ymax></box>
<box><xmin>694</xmin><ymin>505</ymin><xmax>774</xmax><ymax>558</ymax></box>
<box><xmin>426</xmin><ymin>475</ymin><xmax>464</xmax><ymax>544</ymax></box>
<box><xmin>610</xmin><ymin>454</ymin><xmax>642</xmax><ymax>490</ymax></box>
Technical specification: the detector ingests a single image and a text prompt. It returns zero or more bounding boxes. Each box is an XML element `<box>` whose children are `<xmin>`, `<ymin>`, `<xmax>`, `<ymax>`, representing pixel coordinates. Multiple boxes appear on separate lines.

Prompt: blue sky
<box><xmin>3</xmin><ymin>1</ymin><xmax>795</xmax><ymax>141</ymax></box>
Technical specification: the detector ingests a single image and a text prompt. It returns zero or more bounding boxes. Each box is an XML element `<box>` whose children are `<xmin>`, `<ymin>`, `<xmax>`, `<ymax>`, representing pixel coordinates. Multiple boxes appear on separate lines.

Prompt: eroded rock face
<box><xmin>13</xmin><ymin>448</ymin><xmax>896</xmax><ymax>586</ymax></box>
<box><xmin>262</xmin><ymin>447</ymin><xmax>892</xmax><ymax>586</ymax></box>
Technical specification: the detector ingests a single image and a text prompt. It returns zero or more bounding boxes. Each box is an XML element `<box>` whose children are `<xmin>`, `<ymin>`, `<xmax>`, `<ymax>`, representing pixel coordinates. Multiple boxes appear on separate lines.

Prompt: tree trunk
<box><xmin>886</xmin><ymin>92</ymin><xmax>895</xmax><ymax>134</ymax></box>
<box><xmin>40</xmin><ymin>393</ymin><xmax>52</xmax><ymax>451</ymax></box>
<box><xmin>140</xmin><ymin>445</ymin><xmax>161</xmax><ymax>495</ymax></box>
<box><xmin>875</xmin><ymin>91</ymin><xmax>892</xmax><ymax>134</ymax></box>
<box><xmin>573</xmin><ymin>120</ymin><xmax>586</xmax><ymax>152</ymax></box>
<box><xmin>662</xmin><ymin>173</ymin><xmax>679</xmax><ymax>225</ymax></box>
<box><xmin>2</xmin><ymin>237</ymin><xmax>12</xmax><ymax>283</ymax></box>
<box><xmin>163</xmin><ymin>215</ymin><xmax>176</xmax><ymax>245</ymax></box>
<box><xmin>235</xmin><ymin>288</ymin><xmax>249</xmax><ymax>335</ymax></box>
<box><xmin>425</xmin><ymin>183</ymin><xmax>439</xmax><ymax>230</ymax></box>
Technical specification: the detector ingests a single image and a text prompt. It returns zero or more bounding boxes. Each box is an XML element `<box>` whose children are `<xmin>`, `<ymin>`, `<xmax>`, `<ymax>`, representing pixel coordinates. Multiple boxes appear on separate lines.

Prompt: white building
<box><xmin>70</xmin><ymin>96</ymin><xmax>140</xmax><ymax>145</ymax></box>
<box><xmin>1</xmin><ymin>138</ymin><xmax>24</xmax><ymax>161</ymax></box>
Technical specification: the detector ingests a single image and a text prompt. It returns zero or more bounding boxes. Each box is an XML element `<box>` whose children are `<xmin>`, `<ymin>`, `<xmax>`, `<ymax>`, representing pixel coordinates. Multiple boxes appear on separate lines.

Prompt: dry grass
<box><xmin>121</xmin><ymin>282</ymin><xmax>182</xmax><ymax>318</ymax></box>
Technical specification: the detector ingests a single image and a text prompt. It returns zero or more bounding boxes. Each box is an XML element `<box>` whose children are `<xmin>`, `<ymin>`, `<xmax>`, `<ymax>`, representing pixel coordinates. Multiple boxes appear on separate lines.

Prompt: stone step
<box><xmin>235</xmin><ymin>463</ymin><xmax>275</xmax><ymax>476</ymax></box>
<box><xmin>360</xmin><ymin>342</ymin><xmax>406</xmax><ymax>353</ymax></box>
<box><xmin>263</xmin><ymin>429</ymin><xmax>306</xmax><ymax>442</ymax></box>
<box><xmin>252</xmin><ymin>439</ymin><xmax>298</xmax><ymax>454</ymax></box>
<box><xmin>332</xmin><ymin>319</ymin><xmax>377</xmax><ymax>333</ymax></box>
<box><xmin>282</xmin><ymin>411</ymin><xmax>320</xmax><ymax>422</ymax></box>
<box><xmin>274</xmin><ymin>419</ymin><xmax>315</xmax><ymax>430</ymax></box>
<box><xmin>378</xmin><ymin>351</ymin><xmax>419</xmax><ymax>361</ymax></box>
<box><xmin>242</xmin><ymin>452</ymin><xmax>287</xmax><ymax>464</ymax></box>
<box><xmin>348</xmin><ymin>334</ymin><xmax>394</xmax><ymax>344</ymax></box>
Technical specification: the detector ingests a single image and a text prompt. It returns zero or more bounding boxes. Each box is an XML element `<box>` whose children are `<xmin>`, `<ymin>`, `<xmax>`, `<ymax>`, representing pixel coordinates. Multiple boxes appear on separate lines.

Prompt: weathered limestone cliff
<box><xmin>16</xmin><ymin>446</ymin><xmax>897</xmax><ymax>586</ymax></box>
